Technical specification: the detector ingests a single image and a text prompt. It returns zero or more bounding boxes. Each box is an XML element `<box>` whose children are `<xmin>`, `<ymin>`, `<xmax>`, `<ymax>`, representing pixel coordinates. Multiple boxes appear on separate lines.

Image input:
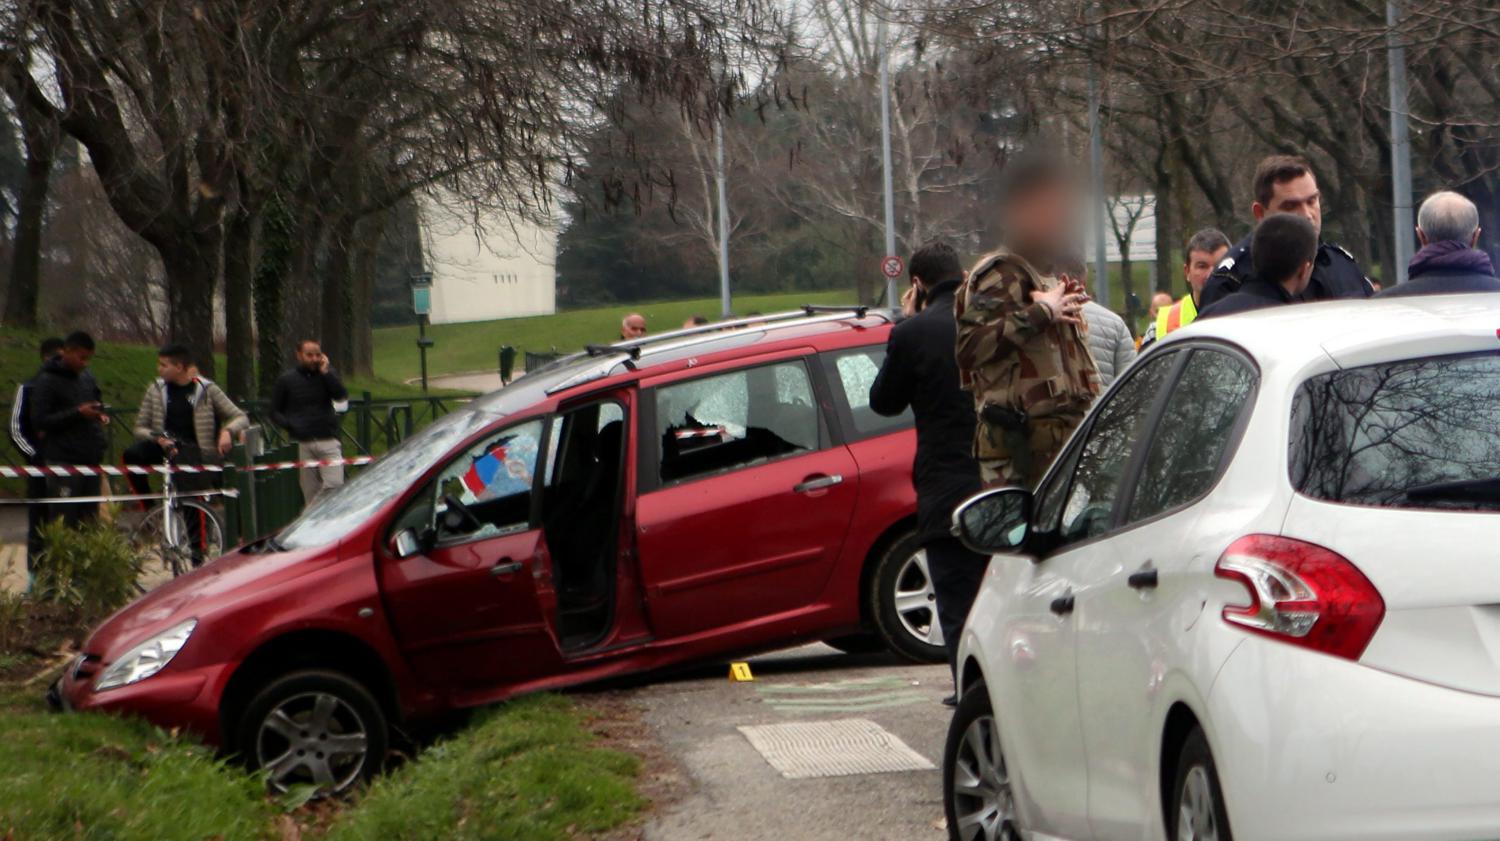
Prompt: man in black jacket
<box><xmin>10</xmin><ymin>336</ymin><xmax>64</xmax><ymax>570</ymax></box>
<box><xmin>29</xmin><ymin>332</ymin><xmax>109</xmax><ymax>527</ymax></box>
<box><xmin>870</xmin><ymin>240</ymin><xmax>984</xmax><ymax>700</ymax></box>
<box><xmin>1199</xmin><ymin>214</ymin><xmax>1318</xmax><ymax>319</ymax></box>
<box><xmin>1378</xmin><ymin>191</ymin><xmax>1500</xmax><ymax>298</ymax></box>
<box><xmin>271</xmin><ymin>340</ymin><xmax>350</xmax><ymax>507</ymax></box>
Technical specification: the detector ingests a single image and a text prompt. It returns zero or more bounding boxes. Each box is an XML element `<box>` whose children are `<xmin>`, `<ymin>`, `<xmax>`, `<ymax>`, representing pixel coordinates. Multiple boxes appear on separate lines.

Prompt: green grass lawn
<box><xmin>0</xmin><ymin>686</ymin><xmax>642</xmax><ymax>841</ymax></box>
<box><xmin>372</xmin><ymin>288</ymin><xmax>857</xmax><ymax>382</ymax></box>
<box><xmin>0</xmin><ymin>328</ymin><xmax>460</xmax><ymax>410</ymax></box>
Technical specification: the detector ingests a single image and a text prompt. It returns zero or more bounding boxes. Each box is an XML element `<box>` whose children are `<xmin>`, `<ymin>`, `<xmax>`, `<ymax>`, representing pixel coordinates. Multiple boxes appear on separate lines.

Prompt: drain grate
<box><xmin>738</xmin><ymin>718</ymin><xmax>935</xmax><ymax>779</ymax></box>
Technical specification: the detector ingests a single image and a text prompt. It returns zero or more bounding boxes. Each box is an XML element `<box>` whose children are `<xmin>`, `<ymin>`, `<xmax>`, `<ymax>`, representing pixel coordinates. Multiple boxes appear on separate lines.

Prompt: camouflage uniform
<box><xmin>954</xmin><ymin>249</ymin><xmax>1101</xmax><ymax>488</ymax></box>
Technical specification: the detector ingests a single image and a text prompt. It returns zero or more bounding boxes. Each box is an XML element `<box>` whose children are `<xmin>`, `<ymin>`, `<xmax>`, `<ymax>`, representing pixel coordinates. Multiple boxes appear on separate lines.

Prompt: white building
<box><xmin>418</xmin><ymin>191</ymin><xmax>557</xmax><ymax>324</ymax></box>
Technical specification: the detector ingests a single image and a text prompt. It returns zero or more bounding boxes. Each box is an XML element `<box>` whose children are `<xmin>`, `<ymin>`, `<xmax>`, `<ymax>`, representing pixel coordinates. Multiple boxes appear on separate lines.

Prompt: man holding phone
<box><xmin>271</xmin><ymin>339</ymin><xmax>350</xmax><ymax>508</ymax></box>
<box><xmin>871</xmin><ymin>240</ymin><xmax>985</xmax><ymax>700</ymax></box>
<box><xmin>29</xmin><ymin>331</ymin><xmax>109</xmax><ymax>526</ymax></box>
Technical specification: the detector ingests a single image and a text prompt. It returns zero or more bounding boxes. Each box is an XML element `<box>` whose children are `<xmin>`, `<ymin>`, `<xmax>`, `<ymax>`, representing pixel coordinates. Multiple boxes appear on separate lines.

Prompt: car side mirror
<box><xmin>391</xmin><ymin>528</ymin><xmax>424</xmax><ymax>559</ymax></box>
<box><xmin>952</xmin><ymin>487</ymin><xmax>1033</xmax><ymax>556</ymax></box>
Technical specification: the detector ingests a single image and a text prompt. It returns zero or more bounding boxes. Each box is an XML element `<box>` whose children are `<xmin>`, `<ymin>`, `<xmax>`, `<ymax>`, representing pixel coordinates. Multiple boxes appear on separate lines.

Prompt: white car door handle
<box><xmin>794</xmin><ymin>474</ymin><xmax>843</xmax><ymax>494</ymax></box>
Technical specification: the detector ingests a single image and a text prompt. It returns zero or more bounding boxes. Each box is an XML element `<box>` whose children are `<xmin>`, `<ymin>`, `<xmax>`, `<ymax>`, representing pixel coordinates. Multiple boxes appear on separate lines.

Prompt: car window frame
<box><xmin>637</xmin><ymin>354</ymin><xmax>831</xmax><ymax>493</ymax></box>
<box><xmin>425</xmin><ymin>415</ymin><xmax>555</xmax><ymax>550</ymax></box>
<box><xmin>816</xmin><ymin>344</ymin><xmax>916</xmax><ymax>445</ymax></box>
<box><xmin>1030</xmin><ymin>340</ymin><xmax>1259</xmax><ymax>557</ymax></box>
<box><xmin>1115</xmin><ymin>343</ymin><xmax>1260</xmax><ymax>531</ymax></box>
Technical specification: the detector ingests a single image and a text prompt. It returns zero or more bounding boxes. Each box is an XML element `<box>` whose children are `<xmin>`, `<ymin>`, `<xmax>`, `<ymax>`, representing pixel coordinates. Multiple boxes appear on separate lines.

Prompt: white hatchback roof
<box><xmin>1164</xmin><ymin>292</ymin><xmax>1500</xmax><ymax>368</ymax></box>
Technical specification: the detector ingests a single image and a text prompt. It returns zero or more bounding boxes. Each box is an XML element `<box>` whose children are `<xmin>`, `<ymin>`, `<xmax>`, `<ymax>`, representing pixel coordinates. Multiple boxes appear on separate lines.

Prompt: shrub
<box><xmin>32</xmin><ymin>519</ymin><xmax>142</xmax><ymax>623</ymax></box>
<box><xmin>0</xmin><ymin>592</ymin><xmax>26</xmax><ymax>652</ymax></box>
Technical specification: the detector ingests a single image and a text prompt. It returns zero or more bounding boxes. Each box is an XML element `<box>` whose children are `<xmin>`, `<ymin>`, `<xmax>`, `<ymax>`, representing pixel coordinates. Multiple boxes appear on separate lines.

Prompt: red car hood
<box><xmin>85</xmin><ymin>541</ymin><xmax>342</xmax><ymax>656</ymax></box>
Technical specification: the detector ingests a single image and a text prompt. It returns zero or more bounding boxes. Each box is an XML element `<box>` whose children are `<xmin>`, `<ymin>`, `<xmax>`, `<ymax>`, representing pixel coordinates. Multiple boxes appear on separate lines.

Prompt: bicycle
<box><xmin>126</xmin><ymin>433</ymin><xmax>230</xmax><ymax>590</ymax></box>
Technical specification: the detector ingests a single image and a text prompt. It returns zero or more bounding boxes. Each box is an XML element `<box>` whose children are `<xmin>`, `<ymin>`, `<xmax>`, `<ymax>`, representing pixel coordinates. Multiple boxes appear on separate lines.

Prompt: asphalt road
<box><xmin>608</xmin><ymin>643</ymin><xmax>954</xmax><ymax>841</ymax></box>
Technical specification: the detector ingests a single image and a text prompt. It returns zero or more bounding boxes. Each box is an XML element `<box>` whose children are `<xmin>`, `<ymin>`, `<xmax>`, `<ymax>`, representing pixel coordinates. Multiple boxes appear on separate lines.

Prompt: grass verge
<box><xmin>0</xmin><ymin>684</ymin><xmax>643</xmax><ymax>841</ymax></box>
<box><xmin>372</xmin><ymin>288</ymin><xmax>857</xmax><ymax>382</ymax></box>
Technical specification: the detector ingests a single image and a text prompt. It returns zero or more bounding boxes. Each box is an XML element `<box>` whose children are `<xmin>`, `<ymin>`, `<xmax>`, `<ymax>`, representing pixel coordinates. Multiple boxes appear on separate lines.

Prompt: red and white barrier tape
<box><xmin>0</xmin><ymin>455</ymin><xmax>375</xmax><ymax>479</ymax></box>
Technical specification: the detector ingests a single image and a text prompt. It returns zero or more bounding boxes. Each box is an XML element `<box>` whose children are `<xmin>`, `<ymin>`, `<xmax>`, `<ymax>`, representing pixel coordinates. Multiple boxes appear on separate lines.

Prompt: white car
<box><xmin>944</xmin><ymin>294</ymin><xmax>1500</xmax><ymax>841</ymax></box>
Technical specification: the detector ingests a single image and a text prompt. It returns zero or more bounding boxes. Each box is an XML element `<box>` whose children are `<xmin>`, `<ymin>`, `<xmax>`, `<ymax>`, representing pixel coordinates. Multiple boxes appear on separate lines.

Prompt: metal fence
<box><xmin>1</xmin><ymin>392</ymin><xmax>463</xmax><ymax>545</ymax></box>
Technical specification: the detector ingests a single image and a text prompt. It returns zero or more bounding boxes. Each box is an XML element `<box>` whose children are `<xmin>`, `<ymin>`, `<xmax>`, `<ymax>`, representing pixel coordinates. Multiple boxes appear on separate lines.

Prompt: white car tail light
<box><xmin>1214</xmin><ymin>535</ymin><xmax>1385</xmax><ymax>661</ymax></box>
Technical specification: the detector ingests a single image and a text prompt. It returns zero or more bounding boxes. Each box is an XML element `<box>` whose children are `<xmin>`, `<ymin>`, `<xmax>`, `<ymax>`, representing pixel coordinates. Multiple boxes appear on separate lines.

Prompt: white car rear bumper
<box><xmin>1208</xmin><ymin>635</ymin><xmax>1500</xmax><ymax>841</ymax></box>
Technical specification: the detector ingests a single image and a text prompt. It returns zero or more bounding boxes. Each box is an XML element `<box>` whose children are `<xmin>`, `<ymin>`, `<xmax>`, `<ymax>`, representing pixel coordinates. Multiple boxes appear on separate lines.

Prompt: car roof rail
<box><xmin>596</xmin><ymin>304</ymin><xmax>885</xmax><ymax>358</ymax></box>
<box><xmin>543</xmin><ymin>305</ymin><xmax>891</xmax><ymax>395</ymax></box>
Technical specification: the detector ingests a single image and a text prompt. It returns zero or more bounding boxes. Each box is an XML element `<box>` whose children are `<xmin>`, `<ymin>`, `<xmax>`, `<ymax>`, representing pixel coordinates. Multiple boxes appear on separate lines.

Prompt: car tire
<box><xmin>822</xmin><ymin>633</ymin><xmax>886</xmax><ymax>655</ymax></box>
<box><xmin>870</xmin><ymin>531</ymin><xmax>948</xmax><ymax>663</ymax></box>
<box><xmin>943</xmin><ymin>681</ymin><xmax>1022</xmax><ymax>841</ymax></box>
<box><xmin>236</xmin><ymin>669</ymin><xmax>388</xmax><ymax>796</ymax></box>
<box><xmin>1170</xmin><ymin>727</ymin><xmax>1234</xmax><ymax>841</ymax></box>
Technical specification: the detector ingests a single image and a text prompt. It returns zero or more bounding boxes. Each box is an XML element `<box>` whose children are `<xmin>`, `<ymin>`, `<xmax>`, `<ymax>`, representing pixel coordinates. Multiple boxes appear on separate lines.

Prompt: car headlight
<box><xmin>94</xmin><ymin>619</ymin><xmax>197</xmax><ymax>692</ymax></box>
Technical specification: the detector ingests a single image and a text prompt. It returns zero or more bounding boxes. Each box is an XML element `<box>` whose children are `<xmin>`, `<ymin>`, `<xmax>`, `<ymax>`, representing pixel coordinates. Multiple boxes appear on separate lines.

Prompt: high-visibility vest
<box><xmin>1155</xmin><ymin>293</ymin><xmax>1199</xmax><ymax>338</ymax></box>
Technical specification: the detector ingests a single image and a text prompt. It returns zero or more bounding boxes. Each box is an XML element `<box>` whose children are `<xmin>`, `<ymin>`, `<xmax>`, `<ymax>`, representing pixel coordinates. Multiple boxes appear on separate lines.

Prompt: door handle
<box><xmin>490</xmin><ymin>559</ymin><xmax>524</xmax><ymax>577</ymax></box>
<box><xmin>1049</xmin><ymin>591</ymin><xmax>1075</xmax><ymax>616</ymax></box>
<box><xmin>1128</xmin><ymin>567</ymin><xmax>1159</xmax><ymax>590</ymax></box>
<box><xmin>794</xmin><ymin>474</ymin><xmax>843</xmax><ymax>494</ymax></box>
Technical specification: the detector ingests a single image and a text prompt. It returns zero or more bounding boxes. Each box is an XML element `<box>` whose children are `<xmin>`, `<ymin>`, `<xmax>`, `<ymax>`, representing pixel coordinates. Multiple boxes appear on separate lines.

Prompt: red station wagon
<box><xmin>53</xmin><ymin>306</ymin><xmax>943</xmax><ymax>792</ymax></box>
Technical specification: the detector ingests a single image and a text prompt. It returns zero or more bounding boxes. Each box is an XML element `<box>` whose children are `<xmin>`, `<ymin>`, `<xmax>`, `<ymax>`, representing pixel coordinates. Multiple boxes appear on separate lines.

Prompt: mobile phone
<box><xmin>912</xmin><ymin>284</ymin><xmax>928</xmax><ymax>311</ymax></box>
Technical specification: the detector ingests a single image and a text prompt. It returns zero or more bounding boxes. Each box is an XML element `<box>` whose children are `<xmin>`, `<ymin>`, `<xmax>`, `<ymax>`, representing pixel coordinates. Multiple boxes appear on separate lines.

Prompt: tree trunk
<box><xmin>161</xmin><ymin>230</ymin><xmax>223</xmax><ymax>380</ymax></box>
<box><xmin>1153</xmin><ymin>161</ymin><xmax>1174</xmax><ymax>295</ymax></box>
<box><xmin>254</xmin><ymin>194</ymin><xmax>294</xmax><ymax>399</ymax></box>
<box><xmin>320</xmin><ymin>213</ymin><xmax>356</xmax><ymax>373</ymax></box>
<box><xmin>349</xmin><ymin>210</ymin><xmax>387</xmax><ymax>377</ymax></box>
<box><xmin>281</xmin><ymin>204</ymin><xmax>326</xmax><ymax>354</ymax></box>
<box><xmin>222</xmin><ymin>206</ymin><xmax>258</xmax><ymax>399</ymax></box>
<box><xmin>3</xmin><ymin>100</ymin><xmax>60</xmax><ymax>328</ymax></box>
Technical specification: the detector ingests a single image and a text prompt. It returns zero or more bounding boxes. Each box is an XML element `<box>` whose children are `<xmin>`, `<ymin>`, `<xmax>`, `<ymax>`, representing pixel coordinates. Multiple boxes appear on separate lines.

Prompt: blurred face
<box><xmin>621</xmin><ymin>316</ymin><xmax>647</xmax><ymax>339</ymax></box>
<box><xmin>60</xmin><ymin>346</ymin><xmax>93</xmax><ymax>373</ymax></box>
<box><xmin>1254</xmin><ymin>173</ymin><xmax>1322</xmax><ymax>236</ymax></box>
<box><xmin>156</xmin><ymin>356</ymin><xmax>192</xmax><ymax>385</ymax></box>
<box><xmin>1148</xmin><ymin>292</ymin><xmax>1173</xmax><ymax>318</ymax></box>
<box><xmin>1003</xmin><ymin>181</ymin><xmax>1076</xmax><ymax>259</ymax></box>
<box><xmin>297</xmin><ymin>342</ymin><xmax>324</xmax><ymax>369</ymax></box>
<box><xmin>1185</xmin><ymin>246</ymin><xmax>1230</xmax><ymax>296</ymax></box>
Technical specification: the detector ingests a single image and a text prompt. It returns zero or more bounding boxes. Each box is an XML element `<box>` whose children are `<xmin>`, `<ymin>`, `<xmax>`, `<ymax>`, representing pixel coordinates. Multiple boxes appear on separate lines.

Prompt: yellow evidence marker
<box><xmin>729</xmin><ymin>662</ymin><xmax>755</xmax><ymax>682</ymax></box>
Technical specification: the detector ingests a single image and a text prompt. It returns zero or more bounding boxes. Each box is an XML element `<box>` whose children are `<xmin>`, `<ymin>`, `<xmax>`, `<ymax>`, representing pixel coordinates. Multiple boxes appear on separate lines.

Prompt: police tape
<box><xmin>0</xmin><ymin>488</ymin><xmax>238</xmax><ymax>505</ymax></box>
<box><xmin>0</xmin><ymin>456</ymin><xmax>376</xmax><ymax>479</ymax></box>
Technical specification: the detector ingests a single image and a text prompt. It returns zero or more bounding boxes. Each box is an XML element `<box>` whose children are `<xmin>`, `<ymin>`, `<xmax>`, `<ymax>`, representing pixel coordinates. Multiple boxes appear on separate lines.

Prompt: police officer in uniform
<box><xmin>1200</xmin><ymin>155</ymin><xmax>1372</xmax><ymax>310</ymax></box>
<box><xmin>955</xmin><ymin>155</ymin><xmax>1100</xmax><ymax>488</ymax></box>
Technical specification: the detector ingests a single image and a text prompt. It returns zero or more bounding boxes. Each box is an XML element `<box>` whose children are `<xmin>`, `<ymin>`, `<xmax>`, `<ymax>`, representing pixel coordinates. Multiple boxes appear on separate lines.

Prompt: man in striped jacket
<box><xmin>124</xmin><ymin>345</ymin><xmax>248</xmax><ymax>512</ymax></box>
<box><xmin>9</xmin><ymin>337</ymin><xmax>64</xmax><ymax>576</ymax></box>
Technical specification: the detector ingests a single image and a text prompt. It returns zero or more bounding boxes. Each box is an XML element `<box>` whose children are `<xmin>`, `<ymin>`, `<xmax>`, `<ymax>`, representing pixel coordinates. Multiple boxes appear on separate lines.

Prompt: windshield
<box><xmin>1290</xmin><ymin>351</ymin><xmax>1500</xmax><ymax>511</ymax></box>
<box><xmin>277</xmin><ymin>406</ymin><xmax>504</xmax><ymax>550</ymax></box>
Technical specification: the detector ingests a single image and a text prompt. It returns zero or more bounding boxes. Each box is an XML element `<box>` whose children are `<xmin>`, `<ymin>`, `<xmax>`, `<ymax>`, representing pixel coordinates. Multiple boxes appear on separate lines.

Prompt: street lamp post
<box><xmin>410</xmin><ymin>272</ymin><xmax>435</xmax><ymax>393</ymax></box>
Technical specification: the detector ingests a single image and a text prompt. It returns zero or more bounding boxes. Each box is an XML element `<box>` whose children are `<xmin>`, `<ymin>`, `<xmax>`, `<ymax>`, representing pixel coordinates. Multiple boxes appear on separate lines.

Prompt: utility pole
<box><xmin>715</xmin><ymin>113</ymin><xmax>732</xmax><ymax>317</ymax></box>
<box><xmin>1387</xmin><ymin>1</ymin><xmax>1414</xmax><ymax>285</ymax></box>
<box><xmin>878</xmin><ymin>15</ymin><xmax>898</xmax><ymax>307</ymax></box>
<box><xmin>1087</xmin><ymin>59</ymin><xmax>1110</xmax><ymax>308</ymax></box>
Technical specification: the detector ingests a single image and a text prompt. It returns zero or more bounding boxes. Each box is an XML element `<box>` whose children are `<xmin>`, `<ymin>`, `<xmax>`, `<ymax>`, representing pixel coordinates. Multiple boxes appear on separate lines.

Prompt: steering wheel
<box><xmin>439</xmin><ymin>494</ymin><xmax>484</xmax><ymax>534</ymax></box>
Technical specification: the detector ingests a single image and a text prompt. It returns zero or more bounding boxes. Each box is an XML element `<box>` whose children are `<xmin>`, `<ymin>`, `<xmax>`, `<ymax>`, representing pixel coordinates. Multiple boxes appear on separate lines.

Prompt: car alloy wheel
<box><xmin>1171</xmin><ymin>727</ymin><xmax>1233</xmax><ymax>841</ymax></box>
<box><xmin>945</xmin><ymin>684</ymin><xmax>1021</xmax><ymax>841</ymax></box>
<box><xmin>894</xmin><ymin>548</ymin><xmax>944</xmax><ymax>648</ymax></box>
<box><xmin>871</xmin><ymin>532</ymin><xmax>947</xmax><ymax>663</ymax></box>
<box><xmin>239</xmin><ymin>670</ymin><xmax>388</xmax><ymax>797</ymax></box>
<box><xmin>1177</xmin><ymin>766</ymin><xmax>1221</xmax><ymax>841</ymax></box>
<box><xmin>256</xmin><ymin>691</ymin><xmax>370</xmax><ymax>793</ymax></box>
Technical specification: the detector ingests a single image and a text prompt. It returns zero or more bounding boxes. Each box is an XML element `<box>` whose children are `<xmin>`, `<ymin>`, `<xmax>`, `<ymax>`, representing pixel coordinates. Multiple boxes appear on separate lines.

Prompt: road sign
<box><xmin>881</xmin><ymin>255</ymin><xmax>904</xmax><ymax>279</ymax></box>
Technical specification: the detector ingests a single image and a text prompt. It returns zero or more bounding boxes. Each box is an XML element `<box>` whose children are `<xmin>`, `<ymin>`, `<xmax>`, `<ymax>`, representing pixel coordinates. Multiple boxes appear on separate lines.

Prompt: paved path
<box><xmin>611</xmin><ymin>643</ymin><xmax>953</xmax><ymax>841</ymax></box>
<box><xmin>423</xmin><ymin>370</ymin><xmax>504</xmax><ymax>393</ymax></box>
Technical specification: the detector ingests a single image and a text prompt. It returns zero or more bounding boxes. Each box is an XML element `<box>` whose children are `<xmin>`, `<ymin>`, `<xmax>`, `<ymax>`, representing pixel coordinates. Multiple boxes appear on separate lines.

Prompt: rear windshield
<box><xmin>1291</xmin><ymin>351</ymin><xmax>1500</xmax><ymax>510</ymax></box>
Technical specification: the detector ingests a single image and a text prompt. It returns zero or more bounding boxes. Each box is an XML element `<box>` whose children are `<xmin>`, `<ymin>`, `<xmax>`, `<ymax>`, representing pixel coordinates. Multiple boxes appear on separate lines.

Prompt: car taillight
<box><xmin>1213</xmin><ymin>535</ymin><xmax>1384</xmax><ymax>661</ymax></box>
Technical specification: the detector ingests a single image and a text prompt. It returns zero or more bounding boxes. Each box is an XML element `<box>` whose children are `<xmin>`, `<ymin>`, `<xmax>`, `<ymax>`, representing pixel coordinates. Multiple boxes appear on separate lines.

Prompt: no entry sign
<box><xmin>881</xmin><ymin>255</ymin><xmax>905</xmax><ymax>279</ymax></box>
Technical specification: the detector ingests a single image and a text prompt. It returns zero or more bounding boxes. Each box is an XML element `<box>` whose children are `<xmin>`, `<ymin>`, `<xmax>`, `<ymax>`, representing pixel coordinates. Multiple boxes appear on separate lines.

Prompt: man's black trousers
<box><xmin>926</xmin><ymin>535</ymin><xmax>989</xmax><ymax>677</ymax></box>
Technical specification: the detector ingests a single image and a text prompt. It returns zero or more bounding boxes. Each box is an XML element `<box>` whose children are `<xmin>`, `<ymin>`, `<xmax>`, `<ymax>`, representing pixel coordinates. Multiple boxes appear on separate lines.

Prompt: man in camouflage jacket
<box><xmin>955</xmin><ymin>158</ymin><xmax>1100</xmax><ymax>487</ymax></box>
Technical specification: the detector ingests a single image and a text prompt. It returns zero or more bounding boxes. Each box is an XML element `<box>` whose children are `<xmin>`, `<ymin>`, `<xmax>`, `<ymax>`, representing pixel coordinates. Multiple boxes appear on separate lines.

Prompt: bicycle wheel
<box><xmin>130</xmin><ymin>502</ymin><xmax>225</xmax><ymax>591</ymax></box>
